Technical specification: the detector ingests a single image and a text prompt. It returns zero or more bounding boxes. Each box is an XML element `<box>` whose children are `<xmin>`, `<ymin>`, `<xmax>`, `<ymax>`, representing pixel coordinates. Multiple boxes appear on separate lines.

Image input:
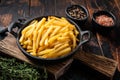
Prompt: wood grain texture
<box><xmin>0</xmin><ymin>33</ymin><xmax>118</xmax><ymax>79</ymax></box>
<box><xmin>0</xmin><ymin>0</ymin><xmax>120</xmax><ymax>79</ymax></box>
<box><xmin>84</xmin><ymin>0</ymin><xmax>120</xmax><ymax>72</ymax></box>
<box><xmin>74</xmin><ymin>50</ymin><xmax>118</xmax><ymax>78</ymax></box>
<box><xmin>0</xmin><ymin>33</ymin><xmax>73</xmax><ymax>80</ymax></box>
<box><xmin>0</xmin><ymin>0</ymin><xmax>29</xmax><ymax>27</ymax></box>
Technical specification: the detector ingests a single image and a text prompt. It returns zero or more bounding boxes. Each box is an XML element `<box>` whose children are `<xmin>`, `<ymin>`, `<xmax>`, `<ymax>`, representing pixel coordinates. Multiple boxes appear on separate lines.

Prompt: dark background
<box><xmin>0</xmin><ymin>0</ymin><xmax>120</xmax><ymax>80</ymax></box>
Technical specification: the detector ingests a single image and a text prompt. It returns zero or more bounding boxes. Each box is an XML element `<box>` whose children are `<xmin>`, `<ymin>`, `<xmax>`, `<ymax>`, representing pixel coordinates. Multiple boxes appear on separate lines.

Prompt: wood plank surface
<box><xmin>84</xmin><ymin>0</ymin><xmax>120</xmax><ymax>72</ymax></box>
<box><xmin>0</xmin><ymin>33</ymin><xmax>74</xmax><ymax>80</ymax></box>
<box><xmin>0</xmin><ymin>0</ymin><xmax>120</xmax><ymax>80</ymax></box>
<box><xmin>74</xmin><ymin>50</ymin><xmax>117</xmax><ymax>78</ymax></box>
<box><xmin>0</xmin><ymin>33</ymin><xmax>118</xmax><ymax>79</ymax></box>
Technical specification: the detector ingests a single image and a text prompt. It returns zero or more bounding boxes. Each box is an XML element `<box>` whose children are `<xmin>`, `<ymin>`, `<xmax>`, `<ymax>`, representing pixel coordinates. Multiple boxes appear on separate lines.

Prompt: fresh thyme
<box><xmin>0</xmin><ymin>56</ymin><xmax>47</xmax><ymax>80</ymax></box>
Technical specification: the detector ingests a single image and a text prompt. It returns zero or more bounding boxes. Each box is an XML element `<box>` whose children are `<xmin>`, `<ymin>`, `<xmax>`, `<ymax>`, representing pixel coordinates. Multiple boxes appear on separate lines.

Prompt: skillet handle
<box><xmin>8</xmin><ymin>19</ymin><xmax>26</xmax><ymax>38</ymax></box>
<box><xmin>0</xmin><ymin>27</ymin><xmax>8</xmax><ymax>34</ymax></box>
<box><xmin>80</xmin><ymin>30</ymin><xmax>91</xmax><ymax>45</ymax></box>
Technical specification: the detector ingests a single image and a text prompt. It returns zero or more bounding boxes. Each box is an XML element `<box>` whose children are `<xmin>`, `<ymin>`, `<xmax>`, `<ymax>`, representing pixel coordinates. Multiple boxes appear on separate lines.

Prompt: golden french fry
<box><xmin>44</xmin><ymin>18</ymin><xmax>55</xmax><ymax>27</ymax></box>
<box><xmin>43</xmin><ymin>43</ymin><xmax>69</xmax><ymax>58</ymax></box>
<box><xmin>27</xmin><ymin>45</ymin><xmax>32</xmax><ymax>50</ymax></box>
<box><xmin>21</xmin><ymin>25</ymin><xmax>32</xmax><ymax>35</ymax></box>
<box><xmin>57</xmin><ymin>37</ymin><xmax>70</xmax><ymax>42</ymax></box>
<box><xmin>37</xmin><ymin>46</ymin><xmax>46</xmax><ymax>52</ymax></box>
<box><xmin>40</xmin><ymin>25</ymin><xmax>53</xmax><ymax>46</ymax></box>
<box><xmin>48</xmin><ymin>34</ymin><xmax>61</xmax><ymax>44</ymax></box>
<box><xmin>69</xmin><ymin>31</ymin><xmax>76</xmax><ymax>49</ymax></box>
<box><xmin>44</xmin><ymin>38</ymin><xmax>48</xmax><ymax>46</ymax></box>
<box><xmin>74</xmin><ymin>29</ymin><xmax>79</xmax><ymax>36</ymax></box>
<box><xmin>61</xmin><ymin>17</ymin><xmax>69</xmax><ymax>23</ymax></box>
<box><xmin>27</xmin><ymin>38</ymin><xmax>32</xmax><ymax>46</ymax></box>
<box><xmin>36</xmin><ymin>17</ymin><xmax>46</xmax><ymax>31</ymax></box>
<box><xmin>26</xmin><ymin>49</ymin><xmax>33</xmax><ymax>53</ymax></box>
<box><xmin>54</xmin><ymin>43</ymin><xmax>64</xmax><ymax>49</ymax></box>
<box><xmin>22</xmin><ymin>45</ymin><xmax>27</xmax><ymax>48</ymax></box>
<box><xmin>58</xmin><ymin>26</ymin><xmax>69</xmax><ymax>33</ymax></box>
<box><xmin>49</xmin><ymin>16</ymin><xmax>60</xmax><ymax>21</ymax></box>
<box><xmin>42</xmin><ymin>46</ymin><xmax>71</xmax><ymax>58</ymax></box>
<box><xmin>50</xmin><ymin>26</ymin><xmax>61</xmax><ymax>37</ymax></box>
<box><xmin>37</xmin><ymin>25</ymin><xmax>45</xmax><ymax>47</ymax></box>
<box><xmin>37</xmin><ymin>49</ymin><xmax>54</xmax><ymax>56</ymax></box>
<box><xmin>52</xmin><ymin>20</ymin><xmax>67</xmax><ymax>26</ymax></box>
<box><xmin>22</xmin><ymin>20</ymin><xmax>37</xmax><ymax>35</ymax></box>
<box><xmin>57</xmin><ymin>47</ymin><xmax>71</xmax><ymax>57</ymax></box>
<box><xmin>55</xmin><ymin>43</ymin><xmax>69</xmax><ymax>50</ymax></box>
<box><xmin>25</xmin><ymin>26</ymin><xmax>35</xmax><ymax>38</ymax></box>
<box><xmin>30</xmin><ymin>52</ymin><xmax>36</xmax><ymax>56</ymax></box>
<box><xmin>33</xmin><ymin>30</ymin><xmax>38</xmax><ymax>56</ymax></box>
<box><xmin>19</xmin><ymin>35</ymin><xmax>24</xmax><ymax>43</ymax></box>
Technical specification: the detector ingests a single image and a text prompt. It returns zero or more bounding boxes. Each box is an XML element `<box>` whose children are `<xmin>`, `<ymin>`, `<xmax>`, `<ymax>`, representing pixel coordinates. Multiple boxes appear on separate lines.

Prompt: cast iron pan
<box><xmin>0</xmin><ymin>16</ymin><xmax>91</xmax><ymax>64</ymax></box>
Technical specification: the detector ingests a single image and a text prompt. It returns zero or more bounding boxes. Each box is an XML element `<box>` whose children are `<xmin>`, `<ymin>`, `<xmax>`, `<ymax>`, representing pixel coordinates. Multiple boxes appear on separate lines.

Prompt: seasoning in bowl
<box><xmin>65</xmin><ymin>5</ymin><xmax>89</xmax><ymax>26</ymax></box>
<box><xmin>95</xmin><ymin>15</ymin><xmax>114</xmax><ymax>27</ymax></box>
<box><xmin>67</xmin><ymin>5</ymin><xmax>87</xmax><ymax>20</ymax></box>
<box><xmin>68</xmin><ymin>6</ymin><xmax>86</xmax><ymax>19</ymax></box>
<box><xmin>92</xmin><ymin>11</ymin><xmax>116</xmax><ymax>35</ymax></box>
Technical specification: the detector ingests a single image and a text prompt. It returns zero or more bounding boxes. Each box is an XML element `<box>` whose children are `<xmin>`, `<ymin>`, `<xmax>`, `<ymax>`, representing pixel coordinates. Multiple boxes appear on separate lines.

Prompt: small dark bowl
<box><xmin>92</xmin><ymin>11</ymin><xmax>116</xmax><ymax>35</ymax></box>
<box><xmin>65</xmin><ymin>5</ymin><xmax>89</xmax><ymax>26</ymax></box>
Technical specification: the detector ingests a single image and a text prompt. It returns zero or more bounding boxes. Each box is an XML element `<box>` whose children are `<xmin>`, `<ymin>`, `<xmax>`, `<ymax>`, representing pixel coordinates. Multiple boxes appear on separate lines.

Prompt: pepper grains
<box><xmin>67</xmin><ymin>6</ymin><xmax>87</xmax><ymax>20</ymax></box>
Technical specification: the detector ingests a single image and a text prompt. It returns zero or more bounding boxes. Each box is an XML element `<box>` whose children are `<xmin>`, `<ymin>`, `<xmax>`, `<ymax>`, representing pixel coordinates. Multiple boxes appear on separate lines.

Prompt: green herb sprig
<box><xmin>0</xmin><ymin>56</ymin><xmax>47</xmax><ymax>80</ymax></box>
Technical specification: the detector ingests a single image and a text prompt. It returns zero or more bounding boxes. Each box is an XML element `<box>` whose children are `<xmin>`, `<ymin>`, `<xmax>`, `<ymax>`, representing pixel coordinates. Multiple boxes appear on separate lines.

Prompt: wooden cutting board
<box><xmin>0</xmin><ymin>33</ymin><xmax>118</xmax><ymax>80</ymax></box>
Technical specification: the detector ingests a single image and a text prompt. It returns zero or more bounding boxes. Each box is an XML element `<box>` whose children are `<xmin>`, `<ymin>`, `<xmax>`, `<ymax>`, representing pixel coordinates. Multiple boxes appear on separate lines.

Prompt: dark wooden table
<box><xmin>0</xmin><ymin>0</ymin><xmax>120</xmax><ymax>80</ymax></box>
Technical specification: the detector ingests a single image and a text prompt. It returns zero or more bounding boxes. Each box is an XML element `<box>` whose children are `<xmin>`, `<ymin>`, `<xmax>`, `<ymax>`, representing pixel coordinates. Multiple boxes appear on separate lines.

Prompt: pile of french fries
<box><xmin>19</xmin><ymin>16</ymin><xmax>79</xmax><ymax>58</ymax></box>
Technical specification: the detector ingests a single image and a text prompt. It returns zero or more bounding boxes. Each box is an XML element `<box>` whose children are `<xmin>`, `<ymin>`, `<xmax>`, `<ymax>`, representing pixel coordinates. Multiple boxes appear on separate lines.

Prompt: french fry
<box><xmin>27</xmin><ymin>45</ymin><xmax>32</xmax><ymax>50</ymax></box>
<box><xmin>43</xmin><ymin>43</ymin><xmax>69</xmax><ymax>58</ymax></box>
<box><xmin>57</xmin><ymin>47</ymin><xmax>71</xmax><ymax>57</ymax></box>
<box><xmin>21</xmin><ymin>25</ymin><xmax>32</xmax><ymax>35</ymax></box>
<box><xmin>38</xmin><ymin>49</ymin><xmax>54</xmax><ymax>56</ymax></box>
<box><xmin>40</xmin><ymin>25</ymin><xmax>53</xmax><ymax>46</ymax></box>
<box><xmin>22</xmin><ymin>45</ymin><xmax>27</xmax><ymax>49</ymax></box>
<box><xmin>58</xmin><ymin>26</ymin><xmax>69</xmax><ymax>33</ymax></box>
<box><xmin>19</xmin><ymin>35</ymin><xmax>24</xmax><ymax>43</ymax></box>
<box><xmin>37</xmin><ymin>25</ymin><xmax>45</xmax><ymax>47</ymax></box>
<box><xmin>52</xmin><ymin>20</ymin><xmax>67</xmax><ymax>26</ymax></box>
<box><xmin>74</xmin><ymin>29</ymin><xmax>79</xmax><ymax>37</ymax></box>
<box><xmin>69</xmin><ymin>31</ymin><xmax>76</xmax><ymax>49</ymax></box>
<box><xmin>26</xmin><ymin>49</ymin><xmax>33</xmax><ymax>53</ymax></box>
<box><xmin>42</xmin><ymin>46</ymin><xmax>71</xmax><ymax>58</ymax></box>
<box><xmin>48</xmin><ymin>34</ymin><xmax>61</xmax><ymax>45</ymax></box>
<box><xmin>33</xmin><ymin>30</ymin><xmax>38</xmax><ymax>56</ymax></box>
<box><xmin>30</xmin><ymin>52</ymin><xmax>36</xmax><ymax>56</ymax></box>
<box><xmin>44</xmin><ymin>18</ymin><xmax>55</xmax><ymax>27</ymax></box>
<box><xmin>61</xmin><ymin>17</ymin><xmax>69</xmax><ymax>23</ymax></box>
<box><xmin>27</xmin><ymin>38</ymin><xmax>32</xmax><ymax>46</ymax></box>
<box><xmin>21</xmin><ymin>20</ymin><xmax>37</xmax><ymax>35</ymax></box>
<box><xmin>25</xmin><ymin>25</ymin><xmax>35</xmax><ymax>38</ymax></box>
<box><xmin>50</xmin><ymin>26</ymin><xmax>61</xmax><ymax>37</ymax></box>
<box><xmin>44</xmin><ymin>38</ymin><xmax>48</xmax><ymax>46</ymax></box>
<box><xmin>36</xmin><ymin>17</ymin><xmax>46</xmax><ymax>31</ymax></box>
<box><xmin>57</xmin><ymin>37</ymin><xmax>70</xmax><ymax>42</ymax></box>
<box><xmin>49</xmin><ymin>16</ymin><xmax>61</xmax><ymax>21</ymax></box>
<box><xmin>37</xmin><ymin>46</ymin><xmax>46</xmax><ymax>52</ymax></box>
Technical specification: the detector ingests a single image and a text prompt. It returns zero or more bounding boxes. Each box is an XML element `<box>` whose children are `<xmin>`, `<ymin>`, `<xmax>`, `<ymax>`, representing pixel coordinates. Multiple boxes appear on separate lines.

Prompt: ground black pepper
<box><xmin>68</xmin><ymin>6</ymin><xmax>87</xmax><ymax>20</ymax></box>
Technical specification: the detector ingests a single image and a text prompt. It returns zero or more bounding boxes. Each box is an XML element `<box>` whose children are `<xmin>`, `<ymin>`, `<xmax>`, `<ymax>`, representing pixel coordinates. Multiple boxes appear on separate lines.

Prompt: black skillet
<box><xmin>0</xmin><ymin>16</ymin><xmax>91</xmax><ymax>64</ymax></box>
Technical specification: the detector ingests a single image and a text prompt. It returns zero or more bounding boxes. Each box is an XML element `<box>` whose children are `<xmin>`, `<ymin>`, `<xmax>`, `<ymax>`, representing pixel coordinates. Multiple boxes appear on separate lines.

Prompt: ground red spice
<box><xmin>96</xmin><ymin>15</ymin><xmax>114</xmax><ymax>27</ymax></box>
